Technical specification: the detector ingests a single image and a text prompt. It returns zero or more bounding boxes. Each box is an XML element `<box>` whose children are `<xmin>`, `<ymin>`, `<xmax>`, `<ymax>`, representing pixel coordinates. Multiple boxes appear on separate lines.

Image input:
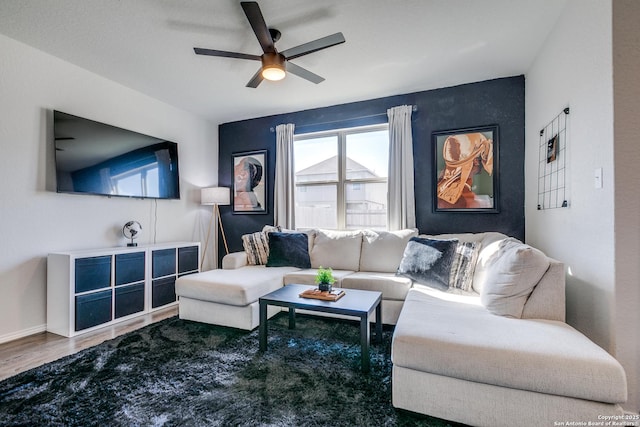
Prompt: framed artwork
<box><xmin>433</xmin><ymin>125</ymin><xmax>499</xmax><ymax>213</ymax></box>
<box><xmin>232</xmin><ymin>150</ymin><xmax>267</xmax><ymax>214</ymax></box>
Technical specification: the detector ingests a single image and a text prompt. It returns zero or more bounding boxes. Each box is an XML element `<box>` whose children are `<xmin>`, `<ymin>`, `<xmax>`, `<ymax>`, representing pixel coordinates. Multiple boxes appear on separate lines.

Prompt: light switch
<box><xmin>594</xmin><ymin>168</ymin><xmax>603</xmax><ymax>189</ymax></box>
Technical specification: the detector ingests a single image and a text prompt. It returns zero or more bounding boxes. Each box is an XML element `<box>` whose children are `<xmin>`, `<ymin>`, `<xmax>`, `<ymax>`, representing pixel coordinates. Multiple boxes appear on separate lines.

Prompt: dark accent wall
<box><xmin>218</xmin><ymin>76</ymin><xmax>525</xmax><ymax>257</ymax></box>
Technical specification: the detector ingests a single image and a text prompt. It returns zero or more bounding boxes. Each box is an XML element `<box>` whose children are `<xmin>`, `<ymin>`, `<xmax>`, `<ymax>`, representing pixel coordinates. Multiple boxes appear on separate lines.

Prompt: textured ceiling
<box><xmin>0</xmin><ymin>0</ymin><xmax>566</xmax><ymax>124</ymax></box>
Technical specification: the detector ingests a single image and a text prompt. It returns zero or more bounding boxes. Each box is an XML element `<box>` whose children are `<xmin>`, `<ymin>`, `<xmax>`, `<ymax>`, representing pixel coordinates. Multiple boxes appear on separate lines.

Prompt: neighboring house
<box><xmin>295</xmin><ymin>156</ymin><xmax>386</xmax><ymax>229</ymax></box>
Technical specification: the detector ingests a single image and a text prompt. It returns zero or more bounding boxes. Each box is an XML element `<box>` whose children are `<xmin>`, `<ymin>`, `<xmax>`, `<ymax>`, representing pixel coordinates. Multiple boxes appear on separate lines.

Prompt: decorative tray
<box><xmin>299</xmin><ymin>288</ymin><xmax>345</xmax><ymax>301</ymax></box>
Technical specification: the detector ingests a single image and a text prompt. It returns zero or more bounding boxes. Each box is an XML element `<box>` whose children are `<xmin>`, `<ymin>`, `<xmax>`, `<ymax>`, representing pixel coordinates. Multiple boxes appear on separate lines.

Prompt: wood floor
<box><xmin>0</xmin><ymin>306</ymin><xmax>178</xmax><ymax>382</ymax></box>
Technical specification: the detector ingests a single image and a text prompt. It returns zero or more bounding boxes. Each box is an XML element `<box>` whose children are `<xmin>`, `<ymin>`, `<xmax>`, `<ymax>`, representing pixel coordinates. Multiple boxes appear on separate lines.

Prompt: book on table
<box><xmin>299</xmin><ymin>288</ymin><xmax>345</xmax><ymax>301</ymax></box>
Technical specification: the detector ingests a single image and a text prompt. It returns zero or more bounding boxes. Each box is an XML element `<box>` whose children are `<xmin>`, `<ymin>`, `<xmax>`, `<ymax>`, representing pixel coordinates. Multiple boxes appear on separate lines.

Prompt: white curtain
<box><xmin>274</xmin><ymin>123</ymin><xmax>296</xmax><ymax>229</ymax></box>
<box><xmin>387</xmin><ymin>105</ymin><xmax>416</xmax><ymax>230</ymax></box>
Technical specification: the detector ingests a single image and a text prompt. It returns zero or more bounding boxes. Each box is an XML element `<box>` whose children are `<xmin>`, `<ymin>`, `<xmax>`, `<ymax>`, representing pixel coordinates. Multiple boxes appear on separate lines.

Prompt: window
<box><xmin>113</xmin><ymin>163</ymin><xmax>160</xmax><ymax>198</ymax></box>
<box><xmin>294</xmin><ymin>124</ymin><xmax>389</xmax><ymax>230</ymax></box>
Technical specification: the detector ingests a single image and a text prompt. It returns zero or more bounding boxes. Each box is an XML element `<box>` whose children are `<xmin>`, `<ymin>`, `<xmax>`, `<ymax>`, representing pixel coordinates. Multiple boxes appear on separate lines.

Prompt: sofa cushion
<box><xmin>175</xmin><ymin>265</ymin><xmax>299</xmax><ymax>306</ymax></box>
<box><xmin>310</xmin><ymin>229</ymin><xmax>363</xmax><ymax>271</ymax></box>
<box><xmin>392</xmin><ymin>288</ymin><xmax>628</xmax><ymax>404</ymax></box>
<box><xmin>477</xmin><ymin>238</ymin><xmax>550</xmax><ymax>318</ymax></box>
<box><xmin>397</xmin><ymin>237</ymin><xmax>458</xmax><ymax>291</ymax></box>
<box><xmin>359</xmin><ymin>229</ymin><xmax>418</xmax><ymax>273</ymax></box>
<box><xmin>266</xmin><ymin>232</ymin><xmax>311</xmax><ymax>269</ymax></box>
<box><xmin>283</xmin><ymin>269</ymin><xmax>355</xmax><ymax>286</ymax></box>
<box><xmin>341</xmin><ymin>272</ymin><xmax>412</xmax><ymax>301</ymax></box>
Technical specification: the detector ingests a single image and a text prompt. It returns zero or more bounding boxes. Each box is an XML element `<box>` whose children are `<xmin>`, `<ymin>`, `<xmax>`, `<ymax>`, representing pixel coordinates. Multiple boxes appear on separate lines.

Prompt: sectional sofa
<box><xmin>175</xmin><ymin>228</ymin><xmax>628</xmax><ymax>426</ymax></box>
<box><xmin>176</xmin><ymin>228</ymin><xmax>419</xmax><ymax>329</ymax></box>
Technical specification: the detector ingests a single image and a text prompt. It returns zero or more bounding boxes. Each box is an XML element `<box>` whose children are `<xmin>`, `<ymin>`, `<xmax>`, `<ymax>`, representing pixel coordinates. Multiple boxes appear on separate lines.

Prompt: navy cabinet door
<box><xmin>152</xmin><ymin>249</ymin><xmax>176</xmax><ymax>278</ymax></box>
<box><xmin>152</xmin><ymin>277</ymin><xmax>176</xmax><ymax>308</ymax></box>
<box><xmin>75</xmin><ymin>256</ymin><xmax>111</xmax><ymax>293</ymax></box>
<box><xmin>115</xmin><ymin>283</ymin><xmax>145</xmax><ymax>318</ymax></box>
<box><xmin>115</xmin><ymin>252</ymin><xmax>145</xmax><ymax>285</ymax></box>
<box><xmin>75</xmin><ymin>290</ymin><xmax>112</xmax><ymax>331</ymax></box>
<box><xmin>178</xmin><ymin>246</ymin><xmax>198</xmax><ymax>274</ymax></box>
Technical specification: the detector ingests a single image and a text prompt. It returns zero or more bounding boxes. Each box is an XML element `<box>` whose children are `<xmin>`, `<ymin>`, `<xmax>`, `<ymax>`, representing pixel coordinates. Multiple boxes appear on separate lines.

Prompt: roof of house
<box><xmin>297</xmin><ymin>155</ymin><xmax>378</xmax><ymax>178</ymax></box>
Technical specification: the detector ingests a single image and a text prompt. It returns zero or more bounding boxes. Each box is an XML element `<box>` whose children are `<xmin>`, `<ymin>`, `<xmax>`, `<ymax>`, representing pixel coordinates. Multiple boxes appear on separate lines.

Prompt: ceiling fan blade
<box><xmin>286</xmin><ymin>62</ymin><xmax>325</xmax><ymax>84</ymax></box>
<box><xmin>246</xmin><ymin>68</ymin><xmax>264</xmax><ymax>88</ymax></box>
<box><xmin>280</xmin><ymin>32</ymin><xmax>345</xmax><ymax>60</ymax></box>
<box><xmin>241</xmin><ymin>1</ymin><xmax>276</xmax><ymax>54</ymax></box>
<box><xmin>194</xmin><ymin>47</ymin><xmax>261</xmax><ymax>61</ymax></box>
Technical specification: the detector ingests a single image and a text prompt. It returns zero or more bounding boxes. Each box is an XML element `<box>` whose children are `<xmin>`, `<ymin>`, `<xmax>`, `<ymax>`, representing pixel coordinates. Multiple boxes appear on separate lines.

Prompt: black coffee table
<box><xmin>259</xmin><ymin>284</ymin><xmax>382</xmax><ymax>372</ymax></box>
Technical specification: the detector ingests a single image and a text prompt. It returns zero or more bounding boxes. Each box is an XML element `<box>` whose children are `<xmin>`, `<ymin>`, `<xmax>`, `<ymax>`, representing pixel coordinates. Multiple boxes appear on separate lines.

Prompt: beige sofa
<box><xmin>175</xmin><ymin>229</ymin><xmax>628</xmax><ymax>425</ymax></box>
<box><xmin>176</xmin><ymin>228</ymin><xmax>418</xmax><ymax>329</ymax></box>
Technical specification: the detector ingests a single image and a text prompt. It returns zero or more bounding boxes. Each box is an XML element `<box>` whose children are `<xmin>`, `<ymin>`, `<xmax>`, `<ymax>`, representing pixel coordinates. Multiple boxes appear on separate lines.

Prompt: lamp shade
<box><xmin>201</xmin><ymin>187</ymin><xmax>230</xmax><ymax>205</ymax></box>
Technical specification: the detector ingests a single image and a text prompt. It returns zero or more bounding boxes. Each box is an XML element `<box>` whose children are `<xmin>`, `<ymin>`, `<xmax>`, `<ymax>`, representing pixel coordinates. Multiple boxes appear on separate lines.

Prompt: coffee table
<box><xmin>259</xmin><ymin>284</ymin><xmax>382</xmax><ymax>373</ymax></box>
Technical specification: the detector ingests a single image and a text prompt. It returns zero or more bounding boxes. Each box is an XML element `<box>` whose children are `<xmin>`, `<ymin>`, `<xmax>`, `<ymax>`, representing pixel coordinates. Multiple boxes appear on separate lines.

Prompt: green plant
<box><xmin>315</xmin><ymin>266</ymin><xmax>335</xmax><ymax>285</ymax></box>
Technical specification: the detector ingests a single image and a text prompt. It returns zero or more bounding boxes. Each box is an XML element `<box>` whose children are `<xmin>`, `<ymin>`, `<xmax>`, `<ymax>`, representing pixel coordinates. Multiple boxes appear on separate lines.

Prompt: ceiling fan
<box><xmin>193</xmin><ymin>1</ymin><xmax>345</xmax><ymax>88</ymax></box>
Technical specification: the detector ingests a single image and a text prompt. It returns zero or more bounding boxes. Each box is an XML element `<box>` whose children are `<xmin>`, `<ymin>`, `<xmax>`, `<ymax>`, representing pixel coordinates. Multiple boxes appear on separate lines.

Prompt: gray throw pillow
<box><xmin>266</xmin><ymin>232</ymin><xmax>311</xmax><ymax>268</ymax></box>
<box><xmin>397</xmin><ymin>237</ymin><xmax>459</xmax><ymax>290</ymax></box>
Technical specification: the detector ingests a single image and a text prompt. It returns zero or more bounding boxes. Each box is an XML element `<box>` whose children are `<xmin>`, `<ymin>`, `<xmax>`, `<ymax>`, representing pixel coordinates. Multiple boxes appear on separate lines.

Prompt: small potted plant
<box><xmin>315</xmin><ymin>266</ymin><xmax>335</xmax><ymax>293</ymax></box>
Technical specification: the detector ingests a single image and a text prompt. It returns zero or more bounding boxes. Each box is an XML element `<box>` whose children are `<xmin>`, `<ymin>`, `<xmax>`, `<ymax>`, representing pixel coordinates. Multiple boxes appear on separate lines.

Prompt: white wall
<box><xmin>612</xmin><ymin>0</ymin><xmax>640</xmax><ymax>415</ymax></box>
<box><xmin>0</xmin><ymin>34</ymin><xmax>219</xmax><ymax>343</ymax></box>
<box><xmin>526</xmin><ymin>0</ymin><xmax>638</xmax><ymax>412</ymax></box>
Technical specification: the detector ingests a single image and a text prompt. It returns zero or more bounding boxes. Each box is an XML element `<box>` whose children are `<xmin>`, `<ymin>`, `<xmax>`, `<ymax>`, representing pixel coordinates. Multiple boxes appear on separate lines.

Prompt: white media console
<box><xmin>47</xmin><ymin>242</ymin><xmax>200</xmax><ymax>337</ymax></box>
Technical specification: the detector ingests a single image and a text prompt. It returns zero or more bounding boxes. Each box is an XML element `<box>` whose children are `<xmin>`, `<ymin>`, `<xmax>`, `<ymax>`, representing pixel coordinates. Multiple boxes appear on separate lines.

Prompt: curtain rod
<box><xmin>269</xmin><ymin>104</ymin><xmax>418</xmax><ymax>132</ymax></box>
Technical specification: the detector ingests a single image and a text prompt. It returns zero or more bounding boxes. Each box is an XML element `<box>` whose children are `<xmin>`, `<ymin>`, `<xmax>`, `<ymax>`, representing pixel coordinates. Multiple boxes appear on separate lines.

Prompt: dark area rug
<box><xmin>0</xmin><ymin>314</ymin><xmax>465</xmax><ymax>426</ymax></box>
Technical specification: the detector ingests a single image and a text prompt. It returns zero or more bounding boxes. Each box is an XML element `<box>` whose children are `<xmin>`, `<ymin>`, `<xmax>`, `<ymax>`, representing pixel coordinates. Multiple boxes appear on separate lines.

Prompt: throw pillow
<box><xmin>281</xmin><ymin>227</ymin><xmax>316</xmax><ymax>253</ymax></box>
<box><xmin>396</xmin><ymin>237</ymin><xmax>459</xmax><ymax>291</ymax></box>
<box><xmin>241</xmin><ymin>225</ymin><xmax>281</xmax><ymax>265</ymax></box>
<box><xmin>266</xmin><ymin>232</ymin><xmax>311</xmax><ymax>268</ymax></box>
<box><xmin>262</xmin><ymin>225</ymin><xmax>281</xmax><ymax>233</ymax></box>
<box><xmin>449</xmin><ymin>241</ymin><xmax>481</xmax><ymax>292</ymax></box>
<box><xmin>479</xmin><ymin>238</ymin><xmax>550</xmax><ymax>318</ymax></box>
<box><xmin>242</xmin><ymin>231</ymin><xmax>269</xmax><ymax>265</ymax></box>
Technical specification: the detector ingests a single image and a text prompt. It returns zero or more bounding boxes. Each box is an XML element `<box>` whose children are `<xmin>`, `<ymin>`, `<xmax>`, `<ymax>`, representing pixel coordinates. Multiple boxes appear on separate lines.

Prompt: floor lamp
<box><xmin>200</xmin><ymin>187</ymin><xmax>230</xmax><ymax>270</ymax></box>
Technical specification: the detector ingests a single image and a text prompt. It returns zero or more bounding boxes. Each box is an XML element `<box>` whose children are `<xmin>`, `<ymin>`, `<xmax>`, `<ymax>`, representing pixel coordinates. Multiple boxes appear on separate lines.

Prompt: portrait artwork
<box><xmin>232</xmin><ymin>150</ymin><xmax>267</xmax><ymax>213</ymax></box>
<box><xmin>433</xmin><ymin>126</ymin><xmax>499</xmax><ymax>212</ymax></box>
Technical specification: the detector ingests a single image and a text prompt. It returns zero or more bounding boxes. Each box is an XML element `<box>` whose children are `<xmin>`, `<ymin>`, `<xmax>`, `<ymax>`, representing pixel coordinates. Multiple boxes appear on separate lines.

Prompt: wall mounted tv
<box><xmin>53</xmin><ymin>111</ymin><xmax>180</xmax><ymax>200</ymax></box>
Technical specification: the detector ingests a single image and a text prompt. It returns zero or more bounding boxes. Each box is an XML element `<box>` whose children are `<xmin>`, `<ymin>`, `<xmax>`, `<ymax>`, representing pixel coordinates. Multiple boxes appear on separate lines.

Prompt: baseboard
<box><xmin>0</xmin><ymin>324</ymin><xmax>47</xmax><ymax>345</ymax></box>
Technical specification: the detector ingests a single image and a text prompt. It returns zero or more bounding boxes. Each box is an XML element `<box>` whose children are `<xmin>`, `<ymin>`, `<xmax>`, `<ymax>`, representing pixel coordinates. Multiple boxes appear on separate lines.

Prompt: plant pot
<box><xmin>318</xmin><ymin>282</ymin><xmax>332</xmax><ymax>293</ymax></box>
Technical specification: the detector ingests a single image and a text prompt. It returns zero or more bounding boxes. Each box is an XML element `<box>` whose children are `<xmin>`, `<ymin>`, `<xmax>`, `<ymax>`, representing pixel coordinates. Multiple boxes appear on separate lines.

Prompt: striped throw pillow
<box><xmin>449</xmin><ymin>241</ymin><xmax>480</xmax><ymax>292</ymax></box>
<box><xmin>242</xmin><ymin>225</ymin><xmax>281</xmax><ymax>265</ymax></box>
<box><xmin>242</xmin><ymin>232</ymin><xmax>269</xmax><ymax>265</ymax></box>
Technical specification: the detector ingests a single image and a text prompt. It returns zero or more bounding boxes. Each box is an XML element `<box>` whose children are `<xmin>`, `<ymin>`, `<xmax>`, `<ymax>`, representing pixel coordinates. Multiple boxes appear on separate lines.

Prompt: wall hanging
<box><xmin>432</xmin><ymin>125</ymin><xmax>499</xmax><ymax>213</ymax></box>
<box><xmin>537</xmin><ymin>107</ymin><xmax>569</xmax><ymax>210</ymax></box>
<box><xmin>233</xmin><ymin>150</ymin><xmax>267</xmax><ymax>214</ymax></box>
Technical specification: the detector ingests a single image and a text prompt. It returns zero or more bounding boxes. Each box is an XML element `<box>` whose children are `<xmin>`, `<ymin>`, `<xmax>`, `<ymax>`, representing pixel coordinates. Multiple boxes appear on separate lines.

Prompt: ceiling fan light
<box><xmin>261</xmin><ymin>52</ymin><xmax>286</xmax><ymax>81</ymax></box>
<box><xmin>262</xmin><ymin>65</ymin><xmax>286</xmax><ymax>81</ymax></box>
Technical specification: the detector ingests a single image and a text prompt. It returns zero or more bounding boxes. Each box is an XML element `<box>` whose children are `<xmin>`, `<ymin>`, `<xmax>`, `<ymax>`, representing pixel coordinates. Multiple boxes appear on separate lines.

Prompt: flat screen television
<box><xmin>54</xmin><ymin>111</ymin><xmax>181</xmax><ymax>200</ymax></box>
